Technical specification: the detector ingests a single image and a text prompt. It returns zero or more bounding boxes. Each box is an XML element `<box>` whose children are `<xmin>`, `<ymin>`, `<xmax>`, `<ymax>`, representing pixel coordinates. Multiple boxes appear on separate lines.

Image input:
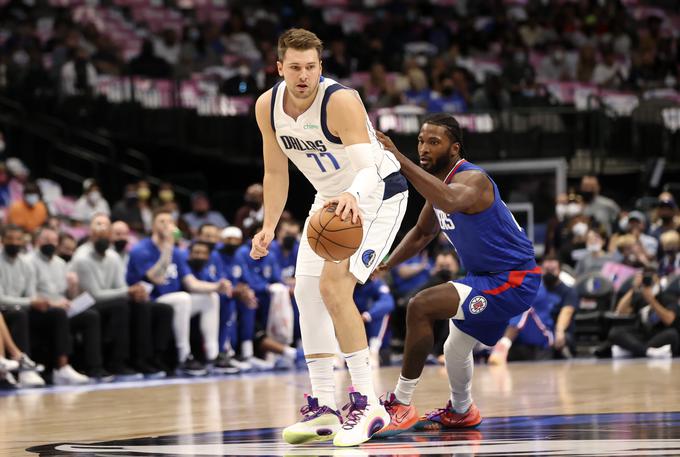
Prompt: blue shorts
<box><xmin>452</xmin><ymin>261</ymin><xmax>541</xmax><ymax>346</ymax></box>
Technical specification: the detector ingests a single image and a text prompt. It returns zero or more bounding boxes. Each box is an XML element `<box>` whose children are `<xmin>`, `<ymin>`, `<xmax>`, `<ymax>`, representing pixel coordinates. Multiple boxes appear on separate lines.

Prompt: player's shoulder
<box><xmin>255</xmin><ymin>88</ymin><xmax>274</xmax><ymax>111</ymax></box>
<box><xmin>325</xmin><ymin>84</ymin><xmax>361</xmax><ymax>108</ymax></box>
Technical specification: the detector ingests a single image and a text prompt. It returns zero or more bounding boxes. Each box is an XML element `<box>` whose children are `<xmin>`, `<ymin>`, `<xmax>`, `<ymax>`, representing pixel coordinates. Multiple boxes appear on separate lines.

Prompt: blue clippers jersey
<box><xmin>434</xmin><ymin>160</ymin><xmax>535</xmax><ymax>273</ymax></box>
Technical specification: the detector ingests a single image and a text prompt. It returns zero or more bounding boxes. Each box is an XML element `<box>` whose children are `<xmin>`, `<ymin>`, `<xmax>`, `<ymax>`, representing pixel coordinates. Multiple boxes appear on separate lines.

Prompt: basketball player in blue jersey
<box><xmin>250</xmin><ymin>28</ymin><xmax>408</xmax><ymax>446</ymax></box>
<box><xmin>373</xmin><ymin>114</ymin><xmax>540</xmax><ymax>435</ymax></box>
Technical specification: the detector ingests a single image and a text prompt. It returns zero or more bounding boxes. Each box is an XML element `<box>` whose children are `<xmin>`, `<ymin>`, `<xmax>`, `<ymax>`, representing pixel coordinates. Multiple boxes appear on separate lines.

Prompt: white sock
<box><xmin>283</xmin><ymin>346</ymin><xmax>298</xmax><ymax>361</ymax></box>
<box><xmin>343</xmin><ymin>348</ymin><xmax>377</xmax><ymax>403</ymax></box>
<box><xmin>646</xmin><ymin>344</ymin><xmax>672</xmax><ymax>359</ymax></box>
<box><xmin>307</xmin><ymin>356</ymin><xmax>337</xmax><ymax>410</ymax></box>
<box><xmin>241</xmin><ymin>340</ymin><xmax>253</xmax><ymax>359</ymax></box>
<box><xmin>394</xmin><ymin>374</ymin><xmax>420</xmax><ymax>405</ymax></box>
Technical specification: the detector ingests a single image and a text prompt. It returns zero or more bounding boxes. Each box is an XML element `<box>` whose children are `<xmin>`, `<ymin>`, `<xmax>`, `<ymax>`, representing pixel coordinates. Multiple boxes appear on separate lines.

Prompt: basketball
<box><xmin>307</xmin><ymin>204</ymin><xmax>363</xmax><ymax>261</ymax></box>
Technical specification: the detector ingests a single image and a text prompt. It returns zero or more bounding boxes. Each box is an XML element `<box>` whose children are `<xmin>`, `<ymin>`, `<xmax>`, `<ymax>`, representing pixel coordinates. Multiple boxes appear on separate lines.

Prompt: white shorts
<box><xmin>297</xmin><ymin>184</ymin><xmax>408</xmax><ymax>284</ymax></box>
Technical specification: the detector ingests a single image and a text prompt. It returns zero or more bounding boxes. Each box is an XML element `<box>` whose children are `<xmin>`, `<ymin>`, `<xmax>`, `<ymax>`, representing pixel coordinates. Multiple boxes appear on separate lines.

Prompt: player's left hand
<box><xmin>375</xmin><ymin>130</ymin><xmax>400</xmax><ymax>156</ymax></box>
<box><xmin>325</xmin><ymin>192</ymin><xmax>363</xmax><ymax>224</ymax></box>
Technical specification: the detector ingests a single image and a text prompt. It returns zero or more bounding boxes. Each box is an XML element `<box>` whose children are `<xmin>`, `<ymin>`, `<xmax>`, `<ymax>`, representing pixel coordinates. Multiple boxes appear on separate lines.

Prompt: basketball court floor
<box><xmin>3</xmin><ymin>358</ymin><xmax>680</xmax><ymax>456</ymax></box>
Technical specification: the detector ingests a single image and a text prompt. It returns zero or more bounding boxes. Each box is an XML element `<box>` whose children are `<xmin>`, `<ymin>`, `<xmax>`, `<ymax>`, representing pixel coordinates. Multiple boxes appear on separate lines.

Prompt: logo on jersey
<box><xmin>362</xmin><ymin>249</ymin><xmax>376</xmax><ymax>267</ymax></box>
<box><xmin>469</xmin><ymin>296</ymin><xmax>487</xmax><ymax>314</ymax></box>
<box><xmin>303</xmin><ymin>124</ymin><xmax>319</xmax><ymax>129</ymax></box>
<box><xmin>280</xmin><ymin>135</ymin><xmax>327</xmax><ymax>152</ymax></box>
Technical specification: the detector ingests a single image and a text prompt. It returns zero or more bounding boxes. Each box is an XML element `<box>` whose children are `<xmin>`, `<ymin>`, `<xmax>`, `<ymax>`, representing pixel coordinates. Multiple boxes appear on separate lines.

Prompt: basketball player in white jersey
<box><xmin>250</xmin><ymin>28</ymin><xmax>408</xmax><ymax>446</ymax></box>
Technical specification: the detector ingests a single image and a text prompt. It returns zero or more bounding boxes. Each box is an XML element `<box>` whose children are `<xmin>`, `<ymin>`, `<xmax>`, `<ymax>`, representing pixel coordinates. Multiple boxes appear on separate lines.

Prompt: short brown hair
<box><xmin>277</xmin><ymin>28</ymin><xmax>323</xmax><ymax>61</ymax></box>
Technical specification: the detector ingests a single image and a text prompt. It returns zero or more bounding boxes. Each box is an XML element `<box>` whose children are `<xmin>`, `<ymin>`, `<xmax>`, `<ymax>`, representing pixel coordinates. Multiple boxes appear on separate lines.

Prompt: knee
<box><xmin>406</xmin><ymin>293</ymin><xmax>428</xmax><ymax>323</ymax></box>
<box><xmin>47</xmin><ymin>306</ymin><xmax>68</xmax><ymax>323</ymax></box>
<box><xmin>318</xmin><ymin>278</ymin><xmax>343</xmax><ymax>315</ymax></box>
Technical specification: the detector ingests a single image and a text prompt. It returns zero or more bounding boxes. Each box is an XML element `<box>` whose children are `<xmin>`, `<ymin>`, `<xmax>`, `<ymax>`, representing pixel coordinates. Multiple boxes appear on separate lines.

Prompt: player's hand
<box><xmin>370</xmin><ymin>262</ymin><xmax>389</xmax><ymax>280</ymax></box>
<box><xmin>375</xmin><ymin>130</ymin><xmax>400</xmax><ymax>156</ymax></box>
<box><xmin>325</xmin><ymin>192</ymin><xmax>362</xmax><ymax>224</ymax></box>
<box><xmin>218</xmin><ymin>279</ymin><xmax>233</xmax><ymax>297</ymax></box>
<box><xmin>361</xmin><ymin>311</ymin><xmax>372</xmax><ymax>323</ymax></box>
<box><xmin>50</xmin><ymin>298</ymin><xmax>71</xmax><ymax>310</ymax></box>
<box><xmin>250</xmin><ymin>229</ymin><xmax>274</xmax><ymax>259</ymax></box>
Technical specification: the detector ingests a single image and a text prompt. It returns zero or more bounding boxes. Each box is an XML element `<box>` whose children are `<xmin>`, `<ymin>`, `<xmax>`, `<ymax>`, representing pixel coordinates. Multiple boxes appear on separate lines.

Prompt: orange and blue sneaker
<box><xmin>414</xmin><ymin>401</ymin><xmax>482</xmax><ymax>431</ymax></box>
<box><xmin>282</xmin><ymin>394</ymin><xmax>343</xmax><ymax>444</ymax></box>
<box><xmin>373</xmin><ymin>392</ymin><xmax>419</xmax><ymax>438</ymax></box>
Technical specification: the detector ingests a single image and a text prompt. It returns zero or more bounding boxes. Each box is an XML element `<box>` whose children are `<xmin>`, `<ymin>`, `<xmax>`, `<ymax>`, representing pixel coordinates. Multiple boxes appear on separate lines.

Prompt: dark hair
<box><xmin>190</xmin><ymin>240</ymin><xmax>212</xmax><ymax>252</ymax></box>
<box><xmin>422</xmin><ymin>114</ymin><xmax>464</xmax><ymax>154</ymax></box>
<box><xmin>278</xmin><ymin>28</ymin><xmax>323</xmax><ymax>61</ymax></box>
<box><xmin>542</xmin><ymin>253</ymin><xmax>561</xmax><ymax>264</ymax></box>
<box><xmin>152</xmin><ymin>208</ymin><xmax>173</xmax><ymax>222</ymax></box>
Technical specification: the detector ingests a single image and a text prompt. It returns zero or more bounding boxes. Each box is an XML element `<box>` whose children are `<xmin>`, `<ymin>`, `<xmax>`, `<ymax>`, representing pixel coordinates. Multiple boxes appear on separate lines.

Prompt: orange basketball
<box><xmin>307</xmin><ymin>204</ymin><xmax>363</xmax><ymax>261</ymax></box>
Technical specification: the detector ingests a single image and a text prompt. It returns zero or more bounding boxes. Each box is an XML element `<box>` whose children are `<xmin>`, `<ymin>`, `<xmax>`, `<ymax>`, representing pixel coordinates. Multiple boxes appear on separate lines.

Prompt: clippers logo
<box><xmin>362</xmin><ymin>249</ymin><xmax>376</xmax><ymax>267</ymax></box>
<box><xmin>469</xmin><ymin>295</ymin><xmax>487</xmax><ymax>314</ymax></box>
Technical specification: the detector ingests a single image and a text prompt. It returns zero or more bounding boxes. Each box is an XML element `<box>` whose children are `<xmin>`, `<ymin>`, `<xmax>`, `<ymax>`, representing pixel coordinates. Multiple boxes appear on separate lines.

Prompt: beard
<box><xmin>421</xmin><ymin>153</ymin><xmax>453</xmax><ymax>176</ymax></box>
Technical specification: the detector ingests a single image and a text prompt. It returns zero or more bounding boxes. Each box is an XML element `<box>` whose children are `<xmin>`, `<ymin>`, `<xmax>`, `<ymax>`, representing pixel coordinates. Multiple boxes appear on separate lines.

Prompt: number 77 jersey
<box><xmin>433</xmin><ymin>160</ymin><xmax>536</xmax><ymax>274</ymax></box>
<box><xmin>270</xmin><ymin>77</ymin><xmax>400</xmax><ymax>200</ymax></box>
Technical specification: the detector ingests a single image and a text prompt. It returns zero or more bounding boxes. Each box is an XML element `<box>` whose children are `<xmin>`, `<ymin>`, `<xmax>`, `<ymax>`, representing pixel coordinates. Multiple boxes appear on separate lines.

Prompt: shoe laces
<box><xmin>341</xmin><ymin>392</ymin><xmax>368</xmax><ymax>430</ymax></box>
<box><xmin>380</xmin><ymin>392</ymin><xmax>398</xmax><ymax>413</ymax></box>
<box><xmin>426</xmin><ymin>400</ymin><xmax>454</xmax><ymax>420</ymax></box>
<box><xmin>299</xmin><ymin>395</ymin><xmax>339</xmax><ymax>423</ymax></box>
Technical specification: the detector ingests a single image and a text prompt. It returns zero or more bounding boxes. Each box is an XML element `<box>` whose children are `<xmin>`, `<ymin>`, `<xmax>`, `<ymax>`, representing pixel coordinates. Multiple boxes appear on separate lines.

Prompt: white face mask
<box><xmin>586</xmin><ymin>242</ymin><xmax>603</xmax><ymax>253</ymax></box>
<box><xmin>572</xmin><ymin>222</ymin><xmax>589</xmax><ymax>237</ymax></box>
<box><xmin>25</xmin><ymin>193</ymin><xmax>39</xmax><ymax>206</ymax></box>
<box><xmin>566</xmin><ymin>202</ymin><xmax>582</xmax><ymax>217</ymax></box>
<box><xmin>556</xmin><ymin>204</ymin><xmax>568</xmax><ymax>221</ymax></box>
<box><xmin>87</xmin><ymin>190</ymin><xmax>101</xmax><ymax>204</ymax></box>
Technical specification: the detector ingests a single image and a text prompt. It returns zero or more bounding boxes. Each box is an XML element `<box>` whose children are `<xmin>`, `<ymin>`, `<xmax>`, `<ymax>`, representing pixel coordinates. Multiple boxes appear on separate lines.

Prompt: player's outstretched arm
<box><xmin>252</xmin><ymin>91</ymin><xmax>289</xmax><ymax>259</ymax></box>
<box><xmin>376</xmin><ymin>131</ymin><xmax>489</xmax><ymax>214</ymax></box>
<box><xmin>382</xmin><ymin>201</ymin><xmax>439</xmax><ymax>271</ymax></box>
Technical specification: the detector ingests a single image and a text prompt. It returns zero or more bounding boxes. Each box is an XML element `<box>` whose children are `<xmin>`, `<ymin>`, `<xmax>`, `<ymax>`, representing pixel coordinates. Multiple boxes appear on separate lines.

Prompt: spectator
<box><xmin>233</xmin><ymin>184</ymin><xmax>263</xmax><ymax>232</ymax></box>
<box><xmin>6</xmin><ymin>181</ymin><xmax>48</xmax><ymax>232</ymax></box>
<box><xmin>364</xmin><ymin>62</ymin><xmax>399</xmax><ymax>109</ymax></box>
<box><xmin>153</xmin><ymin>29</ymin><xmax>180</xmax><ymax>66</ymax></box>
<box><xmin>57</xmin><ymin>232</ymin><xmax>77</xmax><ymax>264</ymax></box>
<box><xmin>537</xmin><ymin>42</ymin><xmax>574</xmax><ymax>81</ymax></box>
<box><xmin>0</xmin><ymin>224</ymin><xmax>65</xmax><ymax>387</ymax></box>
<box><xmin>608</xmin><ymin>269</ymin><xmax>678</xmax><ymax>358</ymax></box>
<box><xmin>182</xmin><ymin>191</ymin><xmax>228</xmax><ymax>237</ymax></box>
<box><xmin>471</xmin><ymin>74</ymin><xmax>512</xmax><ymax>111</ymax></box>
<box><xmin>111</xmin><ymin>181</ymin><xmax>152</xmax><ymax>234</ymax></box>
<box><xmin>615</xmin><ymin>233</ymin><xmax>650</xmax><ymax>268</ymax></box>
<box><xmin>592</xmin><ymin>46</ymin><xmax>627</xmax><ymax>88</ymax></box>
<box><xmin>128</xmin><ymin>39</ymin><xmax>172</xmax><ymax>79</ymax></box>
<box><xmin>60</xmin><ymin>47</ymin><xmax>97</xmax><ymax>96</ymax></box>
<box><xmin>111</xmin><ymin>220</ymin><xmax>130</xmax><ymax>267</ymax></box>
<box><xmin>488</xmin><ymin>256</ymin><xmax>579</xmax><ymax>364</ymax></box>
<box><xmin>402</xmin><ymin>65</ymin><xmax>432</xmax><ymax>107</ymax></box>
<box><xmin>611</xmin><ymin>211</ymin><xmax>658</xmax><ymax>261</ymax></box>
<box><xmin>575</xmin><ymin>228</ymin><xmax>622</xmax><ymax>276</ymax></box>
<box><xmin>427</xmin><ymin>75</ymin><xmax>467</xmax><ymax>113</ymax></box>
<box><xmin>324</xmin><ymin>39</ymin><xmax>352</xmax><ymax>80</ymax></box>
<box><xmin>580</xmin><ymin>175</ymin><xmax>620</xmax><ymax>235</ymax></box>
<box><xmin>71</xmin><ymin>215</ymin><xmax>157</xmax><ymax>379</ymax></box>
<box><xmin>154</xmin><ymin>182</ymin><xmax>180</xmax><ymax>219</ymax></box>
<box><xmin>136</xmin><ymin>180</ymin><xmax>153</xmax><ymax>233</ymax></box>
<box><xmin>650</xmin><ymin>193</ymin><xmax>678</xmax><ymax>239</ymax></box>
<box><xmin>222</xmin><ymin>61</ymin><xmax>259</xmax><ymax>96</ymax></box>
<box><xmin>126</xmin><ymin>210</ymin><xmax>232</xmax><ymax>376</ymax></box>
<box><xmin>575</xmin><ymin>44</ymin><xmax>597</xmax><ymax>83</ymax></box>
<box><xmin>72</xmin><ymin>179</ymin><xmax>110</xmax><ymax>224</ymax></box>
<box><xmin>28</xmin><ymin>227</ymin><xmax>91</xmax><ymax>384</ymax></box>
<box><xmin>658</xmin><ymin>231</ymin><xmax>680</xmax><ymax>278</ymax></box>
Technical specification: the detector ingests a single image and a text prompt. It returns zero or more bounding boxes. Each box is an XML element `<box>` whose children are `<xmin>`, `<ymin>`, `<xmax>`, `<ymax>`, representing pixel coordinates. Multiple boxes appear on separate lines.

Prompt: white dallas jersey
<box><xmin>271</xmin><ymin>77</ymin><xmax>400</xmax><ymax>199</ymax></box>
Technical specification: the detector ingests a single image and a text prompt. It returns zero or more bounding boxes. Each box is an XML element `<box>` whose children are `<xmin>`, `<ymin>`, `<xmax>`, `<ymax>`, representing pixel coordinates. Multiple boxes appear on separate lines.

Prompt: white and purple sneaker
<box><xmin>333</xmin><ymin>391</ymin><xmax>389</xmax><ymax>447</ymax></box>
<box><xmin>282</xmin><ymin>395</ymin><xmax>343</xmax><ymax>444</ymax></box>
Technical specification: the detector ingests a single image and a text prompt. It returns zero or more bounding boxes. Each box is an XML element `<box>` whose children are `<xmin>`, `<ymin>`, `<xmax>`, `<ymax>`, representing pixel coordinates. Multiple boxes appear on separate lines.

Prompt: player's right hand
<box><xmin>250</xmin><ymin>229</ymin><xmax>274</xmax><ymax>259</ymax></box>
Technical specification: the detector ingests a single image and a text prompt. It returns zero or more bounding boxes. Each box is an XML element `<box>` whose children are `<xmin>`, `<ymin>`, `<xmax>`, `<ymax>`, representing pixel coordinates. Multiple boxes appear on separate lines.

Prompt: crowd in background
<box><xmin>1</xmin><ymin>154</ymin><xmax>680</xmax><ymax>390</ymax></box>
<box><xmin>0</xmin><ymin>0</ymin><xmax>678</xmax><ymax>112</ymax></box>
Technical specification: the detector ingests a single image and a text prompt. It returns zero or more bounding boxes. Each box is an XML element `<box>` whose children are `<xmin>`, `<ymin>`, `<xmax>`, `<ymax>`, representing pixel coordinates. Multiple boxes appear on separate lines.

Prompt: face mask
<box><xmin>436</xmin><ymin>269</ymin><xmax>453</xmax><ymax>282</ymax></box>
<box><xmin>220</xmin><ymin>244</ymin><xmax>238</xmax><ymax>256</ymax></box>
<box><xmin>113</xmin><ymin>239</ymin><xmax>128</xmax><ymax>253</ymax></box>
<box><xmin>25</xmin><ymin>193</ymin><xmax>39</xmax><ymax>206</ymax></box>
<box><xmin>660</xmin><ymin>215</ymin><xmax>674</xmax><ymax>224</ymax></box>
<box><xmin>159</xmin><ymin>190</ymin><xmax>174</xmax><ymax>202</ymax></box>
<box><xmin>203</xmin><ymin>242</ymin><xmax>216</xmax><ymax>251</ymax></box>
<box><xmin>581</xmin><ymin>191</ymin><xmax>595</xmax><ymax>203</ymax></box>
<box><xmin>4</xmin><ymin>244</ymin><xmax>21</xmax><ymax>258</ymax></box>
<box><xmin>572</xmin><ymin>222</ymin><xmax>588</xmax><ymax>237</ymax></box>
<box><xmin>566</xmin><ymin>202</ymin><xmax>582</xmax><ymax>217</ymax></box>
<box><xmin>94</xmin><ymin>238</ymin><xmax>110</xmax><ymax>255</ymax></box>
<box><xmin>245</xmin><ymin>199</ymin><xmax>260</xmax><ymax>209</ymax></box>
<box><xmin>543</xmin><ymin>272</ymin><xmax>559</xmax><ymax>287</ymax></box>
<box><xmin>282</xmin><ymin>235</ymin><xmax>296</xmax><ymax>251</ymax></box>
<box><xmin>59</xmin><ymin>253</ymin><xmax>72</xmax><ymax>263</ymax></box>
<box><xmin>586</xmin><ymin>242</ymin><xmax>603</xmax><ymax>253</ymax></box>
<box><xmin>40</xmin><ymin>244</ymin><xmax>56</xmax><ymax>258</ymax></box>
<box><xmin>87</xmin><ymin>190</ymin><xmax>101</xmax><ymax>204</ymax></box>
<box><xmin>188</xmin><ymin>259</ymin><xmax>207</xmax><ymax>272</ymax></box>
<box><xmin>442</xmin><ymin>86</ymin><xmax>454</xmax><ymax>97</ymax></box>
<box><xmin>137</xmin><ymin>187</ymin><xmax>151</xmax><ymax>201</ymax></box>
<box><xmin>556</xmin><ymin>203</ymin><xmax>568</xmax><ymax>221</ymax></box>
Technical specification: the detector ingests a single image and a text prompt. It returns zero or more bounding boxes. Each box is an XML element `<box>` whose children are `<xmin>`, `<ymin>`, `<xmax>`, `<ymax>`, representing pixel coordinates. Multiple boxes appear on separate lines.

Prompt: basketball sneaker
<box><xmin>332</xmin><ymin>391</ymin><xmax>389</xmax><ymax>447</ymax></box>
<box><xmin>373</xmin><ymin>392</ymin><xmax>419</xmax><ymax>438</ymax></box>
<box><xmin>282</xmin><ymin>395</ymin><xmax>343</xmax><ymax>444</ymax></box>
<box><xmin>415</xmin><ymin>401</ymin><xmax>482</xmax><ymax>431</ymax></box>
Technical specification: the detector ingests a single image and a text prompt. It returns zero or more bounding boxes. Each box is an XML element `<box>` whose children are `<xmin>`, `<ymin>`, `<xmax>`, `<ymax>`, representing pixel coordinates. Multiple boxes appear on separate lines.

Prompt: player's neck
<box><xmin>437</xmin><ymin>157</ymin><xmax>463</xmax><ymax>181</ymax></box>
<box><xmin>283</xmin><ymin>85</ymin><xmax>319</xmax><ymax>119</ymax></box>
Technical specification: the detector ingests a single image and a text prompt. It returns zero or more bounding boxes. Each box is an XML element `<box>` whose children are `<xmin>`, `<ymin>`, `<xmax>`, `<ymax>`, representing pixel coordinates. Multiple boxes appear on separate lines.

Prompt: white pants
<box><xmin>157</xmin><ymin>291</ymin><xmax>219</xmax><ymax>362</ymax></box>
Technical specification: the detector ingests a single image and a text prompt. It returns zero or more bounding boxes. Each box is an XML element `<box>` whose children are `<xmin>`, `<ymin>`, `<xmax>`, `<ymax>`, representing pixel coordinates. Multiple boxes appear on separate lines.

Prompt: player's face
<box><xmin>277</xmin><ymin>48</ymin><xmax>322</xmax><ymax>101</ymax></box>
<box><xmin>417</xmin><ymin>123</ymin><xmax>458</xmax><ymax>176</ymax></box>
